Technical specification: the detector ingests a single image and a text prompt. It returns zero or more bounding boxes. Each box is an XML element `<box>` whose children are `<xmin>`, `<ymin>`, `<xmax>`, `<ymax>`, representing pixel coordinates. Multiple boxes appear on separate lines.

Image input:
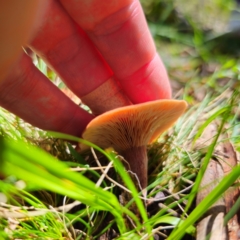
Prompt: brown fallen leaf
<box><xmin>196</xmin><ymin>159</ymin><xmax>227</xmax><ymax>240</ymax></box>
<box><xmin>195</xmin><ymin>121</ymin><xmax>240</xmax><ymax>240</ymax></box>
<box><xmin>217</xmin><ymin>136</ymin><xmax>240</xmax><ymax>240</ymax></box>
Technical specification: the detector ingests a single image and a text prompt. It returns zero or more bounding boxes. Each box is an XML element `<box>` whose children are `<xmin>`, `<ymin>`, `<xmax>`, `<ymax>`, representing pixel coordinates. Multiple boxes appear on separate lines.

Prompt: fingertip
<box><xmin>119</xmin><ymin>53</ymin><xmax>172</xmax><ymax>104</ymax></box>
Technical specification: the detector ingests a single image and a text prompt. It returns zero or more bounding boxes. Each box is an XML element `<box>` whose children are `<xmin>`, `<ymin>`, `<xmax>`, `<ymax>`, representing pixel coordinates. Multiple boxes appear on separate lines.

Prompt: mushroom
<box><xmin>80</xmin><ymin>99</ymin><xmax>187</xmax><ymax>190</ymax></box>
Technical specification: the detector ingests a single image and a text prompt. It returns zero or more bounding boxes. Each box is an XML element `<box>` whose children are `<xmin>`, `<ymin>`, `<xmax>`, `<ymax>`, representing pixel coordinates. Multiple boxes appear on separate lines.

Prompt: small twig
<box><xmin>127</xmin><ymin>170</ymin><xmax>145</xmax><ymax>197</ymax></box>
<box><xmin>141</xmin><ymin>226</ymin><xmax>175</xmax><ymax>240</ymax></box>
<box><xmin>151</xmin><ymin>229</ymin><xmax>168</xmax><ymax>239</ymax></box>
<box><xmin>177</xmin><ymin>202</ymin><xmax>188</xmax><ymax>218</ymax></box>
<box><xmin>0</xmin><ymin>202</ymin><xmax>35</xmax><ymax>210</ymax></box>
<box><xmin>90</xmin><ymin>148</ymin><xmax>132</xmax><ymax>193</ymax></box>
<box><xmin>61</xmin><ymin>196</ymin><xmax>71</xmax><ymax>238</ymax></box>
<box><xmin>90</xmin><ymin>147</ymin><xmax>114</xmax><ymax>187</ymax></box>
<box><xmin>181</xmin><ymin>177</ymin><xmax>194</xmax><ymax>185</ymax></box>
<box><xmin>70</xmin><ymin>166</ymin><xmax>113</xmax><ymax>171</ymax></box>
<box><xmin>125</xmin><ymin>214</ymin><xmax>140</xmax><ymax>234</ymax></box>
<box><xmin>0</xmin><ymin>207</ymin><xmax>49</xmax><ymax>219</ymax></box>
<box><xmin>148</xmin><ymin>184</ymin><xmax>194</xmax><ymax>203</ymax></box>
<box><xmin>0</xmin><ymin>200</ymin><xmax>82</xmax><ymax>219</ymax></box>
<box><xmin>158</xmin><ymin>203</ymin><xmax>179</xmax><ymax>217</ymax></box>
<box><xmin>56</xmin><ymin>200</ymin><xmax>81</xmax><ymax>212</ymax></box>
<box><xmin>75</xmin><ymin>229</ymin><xmax>88</xmax><ymax>238</ymax></box>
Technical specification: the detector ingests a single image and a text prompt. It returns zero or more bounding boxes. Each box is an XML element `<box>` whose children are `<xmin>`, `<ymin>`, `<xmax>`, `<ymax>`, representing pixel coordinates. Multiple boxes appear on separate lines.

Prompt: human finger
<box><xmin>28</xmin><ymin>0</ymin><xmax>131</xmax><ymax>115</ymax></box>
<box><xmin>60</xmin><ymin>0</ymin><xmax>172</xmax><ymax>103</ymax></box>
<box><xmin>0</xmin><ymin>53</ymin><xmax>93</xmax><ymax>136</ymax></box>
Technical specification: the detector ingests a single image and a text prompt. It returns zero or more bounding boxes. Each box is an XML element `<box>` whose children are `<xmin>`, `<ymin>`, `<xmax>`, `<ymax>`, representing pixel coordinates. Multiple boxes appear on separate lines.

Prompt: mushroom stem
<box><xmin>121</xmin><ymin>146</ymin><xmax>148</xmax><ymax>190</ymax></box>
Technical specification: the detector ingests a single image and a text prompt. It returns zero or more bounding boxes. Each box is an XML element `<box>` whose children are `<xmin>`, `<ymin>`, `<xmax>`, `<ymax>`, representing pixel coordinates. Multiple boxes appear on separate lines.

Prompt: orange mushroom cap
<box><xmin>80</xmin><ymin>99</ymin><xmax>187</xmax><ymax>152</ymax></box>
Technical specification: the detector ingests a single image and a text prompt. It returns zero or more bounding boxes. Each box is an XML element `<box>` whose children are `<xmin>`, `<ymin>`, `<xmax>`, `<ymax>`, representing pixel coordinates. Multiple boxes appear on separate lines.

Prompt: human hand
<box><xmin>0</xmin><ymin>0</ymin><xmax>171</xmax><ymax>137</ymax></box>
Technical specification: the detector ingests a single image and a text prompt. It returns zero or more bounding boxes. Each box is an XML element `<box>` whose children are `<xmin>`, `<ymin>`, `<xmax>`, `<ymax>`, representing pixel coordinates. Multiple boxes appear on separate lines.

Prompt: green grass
<box><xmin>1</xmin><ymin>90</ymin><xmax>239</xmax><ymax>239</ymax></box>
<box><xmin>1</xmin><ymin>0</ymin><xmax>240</xmax><ymax>239</ymax></box>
